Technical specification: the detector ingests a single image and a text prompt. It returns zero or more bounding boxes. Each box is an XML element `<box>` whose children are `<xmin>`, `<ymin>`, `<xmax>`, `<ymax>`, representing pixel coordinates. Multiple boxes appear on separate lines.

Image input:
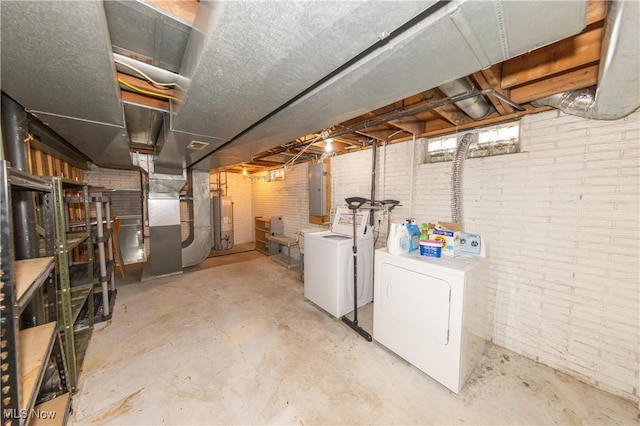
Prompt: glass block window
<box><xmin>423</xmin><ymin>121</ymin><xmax>520</xmax><ymax>163</ymax></box>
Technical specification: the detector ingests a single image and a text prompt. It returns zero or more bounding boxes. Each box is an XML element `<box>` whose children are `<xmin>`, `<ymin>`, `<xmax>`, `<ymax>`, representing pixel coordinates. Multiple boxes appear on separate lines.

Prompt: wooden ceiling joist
<box><xmin>355</xmin><ymin>128</ymin><xmax>397</xmax><ymax>142</ymax></box>
<box><xmin>388</xmin><ymin>117</ymin><xmax>425</xmax><ymax>135</ymax></box>
<box><xmin>501</xmin><ymin>23</ymin><xmax>603</xmax><ymax>89</ymax></box>
<box><xmin>471</xmin><ymin>66</ymin><xmax>515</xmax><ymax>116</ymax></box>
<box><xmin>509</xmin><ymin>63</ymin><xmax>599</xmax><ymax>104</ymax></box>
<box><xmin>121</xmin><ymin>90</ymin><xmax>170</xmax><ymax>111</ymax></box>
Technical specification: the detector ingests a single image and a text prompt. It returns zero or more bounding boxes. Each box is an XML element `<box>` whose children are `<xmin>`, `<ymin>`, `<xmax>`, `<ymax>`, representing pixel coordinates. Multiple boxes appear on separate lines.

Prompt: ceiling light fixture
<box><xmin>242</xmin><ymin>167</ymin><xmax>248</xmax><ymax>176</ymax></box>
<box><xmin>325</xmin><ymin>138</ymin><xmax>333</xmax><ymax>152</ymax></box>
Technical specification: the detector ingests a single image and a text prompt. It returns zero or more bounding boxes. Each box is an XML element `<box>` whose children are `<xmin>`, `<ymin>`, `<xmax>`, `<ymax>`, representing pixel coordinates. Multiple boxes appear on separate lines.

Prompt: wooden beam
<box><xmin>388</xmin><ymin>117</ymin><xmax>425</xmax><ymax>135</ymax></box>
<box><xmin>471</xmin><ymin>69</ymin><xmax>514</xmax><ymax>115</ymax></box>
<box><xmin>355</xmin><ymin>129</ymin><xmax>396</xmax><ymax>142</ymax></box>
<box><xmin>509</xmin><ymin>63</ymin><xmax>599</xmax><ymax>103</ymax></box>
<box><xmin>121</xmin><ymin>90</ymin><xmax>170</xmax><ymax>111</ymax></box>
<box><xmin>586</xmin><ymin>0</ymin><xmax>606</xmax><ymax>25</ymax></box>
<box><xmin>433</xmin><ymin>104</ymin><xmax>468</xmax><ymax>126</ymax></box>
<box><xmin>501</xmin><ymin>24</ymin><xmax>603</xmax><ymax>89</ymax></box>
<box><xmin>145</xmin><ymin>0</ymin><xmax>198</xmax><ymax>24</ymax></box>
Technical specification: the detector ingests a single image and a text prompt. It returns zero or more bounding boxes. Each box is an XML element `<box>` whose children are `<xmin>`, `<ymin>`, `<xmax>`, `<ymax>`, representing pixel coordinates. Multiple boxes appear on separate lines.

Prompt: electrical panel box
<box><xmin>309</xmin><ymin>163</ymin><xmax>326</xmax><ymax>216</ymax></box>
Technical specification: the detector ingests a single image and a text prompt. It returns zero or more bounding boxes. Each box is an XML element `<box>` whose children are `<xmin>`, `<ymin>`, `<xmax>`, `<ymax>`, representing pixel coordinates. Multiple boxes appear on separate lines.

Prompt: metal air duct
<box><xmin>181</xmin><ymin>169</ymin><xmax>212</xmax><ymax>268</ymax></box>
<box><xmin>157</xmin><ymin>0</ymin><xmax>440</xmax><ymax>170</ymax></box>
<box><xmin>1</xmin><ymin>1</ymin><xmax>130</xmax><ymax>168</ymax></box>
<box><xmin>532</xmin><ymin>0</ymin><xmax>640</xmax><ymax>119</ymax></box>
<box><xmin>438</xmin><ymin>77</ymin><xmax>493</xmax><ymax>120</ymax></box>
<box><xmin>203</xmin><ymin>0</ymin><xmax>588</xmax><ymax>169</ymax></box>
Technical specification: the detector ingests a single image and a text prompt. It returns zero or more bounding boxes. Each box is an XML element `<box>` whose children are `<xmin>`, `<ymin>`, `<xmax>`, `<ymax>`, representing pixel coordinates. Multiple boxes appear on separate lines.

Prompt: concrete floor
<box><xmin>70</xmin><ymin>253</ymin><xmax>639</xmax><ymax>425</ymax></box>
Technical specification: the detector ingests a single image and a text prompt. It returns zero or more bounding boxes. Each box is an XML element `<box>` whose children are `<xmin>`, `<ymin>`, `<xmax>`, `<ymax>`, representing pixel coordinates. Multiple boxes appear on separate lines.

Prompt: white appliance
<box><xmin>373</xmin><ymin>248</ymin><xmax>488</xmax><ymax>393</ymax></box>
<box><xmin>304</xmin><ymin>207</ymin><xmax>374</xmax><ymax>318</ymax></box>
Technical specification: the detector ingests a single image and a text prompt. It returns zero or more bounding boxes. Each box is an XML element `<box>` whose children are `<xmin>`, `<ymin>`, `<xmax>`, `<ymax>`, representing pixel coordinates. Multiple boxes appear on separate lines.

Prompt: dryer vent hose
<box><xmin>451</xmin><ymin>133</ymin><xmax>474</xmax><ymax>224</ymax></box>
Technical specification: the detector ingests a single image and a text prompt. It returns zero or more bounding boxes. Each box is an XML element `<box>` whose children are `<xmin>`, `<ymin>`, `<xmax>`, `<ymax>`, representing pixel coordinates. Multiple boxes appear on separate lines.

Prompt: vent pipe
<box><xmin>451</xmin><ymin>133</ymin><xmax>475</xmax><ymax>225</ymax></box>
<box><xmin>438</xmin><ymin>77</ymin><xmax>493</xmax><ymax>121</ymax></box>
<box><xmin>532</xmin><ymin>0</ymin><xmax>640</xmax><ymax>119</ymax></box>
<box><xmin>182</xmin><ymin>169</ymin><xmax>212</xmax><ymax>267</ymax></box>
<box><xmin>1</xmin><ymin>93</ymin><xmax>39</xmax><ymax>259</ymax></box>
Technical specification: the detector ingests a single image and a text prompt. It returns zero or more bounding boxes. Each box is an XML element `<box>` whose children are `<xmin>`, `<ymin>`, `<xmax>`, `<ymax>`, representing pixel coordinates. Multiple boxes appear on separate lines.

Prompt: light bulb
<box><xmin>325</xmin><ymin>140</ymin><xmax>332</xmax><ymax>152</ymax></box>
<box><xmin>242</xmin><ymin>167</ymin><xmax>248</xmax><ymax>175</ymax></box>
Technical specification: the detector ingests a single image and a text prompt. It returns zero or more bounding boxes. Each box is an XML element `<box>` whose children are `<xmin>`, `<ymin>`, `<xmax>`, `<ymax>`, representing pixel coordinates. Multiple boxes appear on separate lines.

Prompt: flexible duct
<box><xmin>451</xmin><ymin>133</ymin><xmax>475</xmax><ymax>225</ymax></box>
<box><xmin>438</xmin><ymin>77</ymin><xmax>493</xmax><ymax>120</ymax></box>
<box><xmin>532</xmin><ymin>0</ymin><xmax>640</xmax><ymax>119</ymax></box>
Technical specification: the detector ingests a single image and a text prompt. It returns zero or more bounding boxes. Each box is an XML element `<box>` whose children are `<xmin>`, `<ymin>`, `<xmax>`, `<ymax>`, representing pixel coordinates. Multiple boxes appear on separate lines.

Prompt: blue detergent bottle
<box><xmin>405</xmin><ymin>220</ymin><xmax>421</xmax><ymax>252</ymax></box>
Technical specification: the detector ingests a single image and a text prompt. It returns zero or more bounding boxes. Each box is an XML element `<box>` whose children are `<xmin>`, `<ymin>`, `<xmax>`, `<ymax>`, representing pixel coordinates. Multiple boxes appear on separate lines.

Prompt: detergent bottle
<box><xmin>398</xmin><ymin>222</ymin><xmax>410</xmax><ymax>254</ymax></box>
<box><xmin>387</xmin><ymin>223</ymin><xmax>401</xmax><ymax>254</ymax></box>
<box><xmin>405</xmin><ymin>220</ymin><xmax>421</xmax><ymax>252</ymax></box>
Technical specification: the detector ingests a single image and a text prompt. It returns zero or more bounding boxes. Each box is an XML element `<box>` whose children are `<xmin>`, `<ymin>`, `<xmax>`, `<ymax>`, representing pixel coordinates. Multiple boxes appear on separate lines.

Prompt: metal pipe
<box><xmin>253</xmin><ymin>88</ymin><xmax>524</xmax><ymax>161</ymax></box>
<box><xmin>438</xmin><ymin>77</ymin><xmax>493</xmax><ymax>120</ymax></box>
<box><xmin>369</xmin><ymin>140</ymin><xmax>377</xmax><ymax>226</ymax></box>
<box><xmin>1</xmin><ymin>93</ymin><xmax>39</xmax><ymax>259</ymax></box>
<box><xmin>532</xmin><ymin>0</ymin><xmax>640</xmax><ymax>119</ymax></box>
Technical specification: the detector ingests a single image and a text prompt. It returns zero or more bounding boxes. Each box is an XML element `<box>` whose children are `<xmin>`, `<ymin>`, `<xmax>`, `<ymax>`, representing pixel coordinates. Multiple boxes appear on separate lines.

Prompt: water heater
<box><xmin>211</xmin><ymin>195</ymin><xmax>233</xmax><ymax>250</ymax></box>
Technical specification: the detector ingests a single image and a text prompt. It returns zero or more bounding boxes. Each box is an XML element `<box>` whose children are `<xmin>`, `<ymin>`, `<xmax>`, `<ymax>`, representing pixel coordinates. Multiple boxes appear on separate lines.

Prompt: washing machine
<box><xmin>373</xmin><ymin>248</ymin><xmax>488</xmax><ymax>393</ymax></box>
<box><xmin>304</xmin><ymin>207</ymin><xmax>374</xmax><ymax>318</ymax></box>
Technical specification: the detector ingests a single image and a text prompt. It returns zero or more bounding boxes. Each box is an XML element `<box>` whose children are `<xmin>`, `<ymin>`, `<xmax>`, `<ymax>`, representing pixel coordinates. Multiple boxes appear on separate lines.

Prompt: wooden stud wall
<box><xmin>28</xmin><ymin>144</ymin><xmax>84</xmax><ymax>182</ymax></box>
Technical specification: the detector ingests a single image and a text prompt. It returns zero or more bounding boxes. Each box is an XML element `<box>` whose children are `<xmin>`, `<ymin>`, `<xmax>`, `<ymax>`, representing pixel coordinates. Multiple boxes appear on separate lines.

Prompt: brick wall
<box><xmin>83</xmin><ymin>165</ymin><xmax>147</xmax><ymax>258</ymax></box>
<box><xmin>251</xmin><ymin>162</ymin><xmax>323</xmax><ymax>242</ymax></box>
<box><xmin>83</xmin><ymin>166</ymin><xmax>143</xmax><ymax>218</ymax></box>
<box><xmin>329</xmin><ymin>109</ymin><xmax>639</xmax><ymax>402</ymax></box>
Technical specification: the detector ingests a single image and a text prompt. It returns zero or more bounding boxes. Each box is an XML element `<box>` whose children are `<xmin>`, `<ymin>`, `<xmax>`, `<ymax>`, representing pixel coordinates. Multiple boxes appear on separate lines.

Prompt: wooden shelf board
<box><xmin>15</xmin><ymin>257</ymin><xmax>55</xmax><ymax>309</ymax></box>
<box><xmin>65</xmin><ymin>232</ymin><xmax>90</xmax><ymax>250</ymax></box>
<box><xmin>30</xmin><ymin>393</ymin><xmax>70</xmax><ymax>426</ymax></box>
<box><xmin>19</xmin><ymin>322</ymin><xmax>57</xmax><ymax>416</ymax></box>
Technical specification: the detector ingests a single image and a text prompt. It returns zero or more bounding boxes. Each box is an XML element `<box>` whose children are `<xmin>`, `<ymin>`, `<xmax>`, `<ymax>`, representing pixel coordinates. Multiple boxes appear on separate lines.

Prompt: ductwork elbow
<box><xmin>532</xmin><ymin>87</ymin><xmax>601</xmax><ymax>118</ymax></box>
<box><xmin>182</xmin><ymin>169</ymin><xmax>212</xmax><ymax>268</ymax></box>
<box><xmin>438</xmin><ymin>77</ymin><xmax>493</xmax><ymax>121</ymax></box>
<box><xmin>533</xmin><ymin>0</ymin><xmax>640</xmax><ymax>120</ymax></box>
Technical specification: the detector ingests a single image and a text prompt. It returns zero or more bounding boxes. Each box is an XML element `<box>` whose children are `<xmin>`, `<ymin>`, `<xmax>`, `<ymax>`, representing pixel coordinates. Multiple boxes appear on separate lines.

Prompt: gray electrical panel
<box><xmin>309</xmin><ymin>162</ymin><xmax>326</xmax><ymax>216</ymax></box>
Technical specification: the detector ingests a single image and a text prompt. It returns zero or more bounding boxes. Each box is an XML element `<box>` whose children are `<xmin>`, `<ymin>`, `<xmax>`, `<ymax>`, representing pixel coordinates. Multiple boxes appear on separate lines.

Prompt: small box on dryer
<box><xmin>430</xmin><ymin>229</ymin><xmax>460</xmax><ymax>257</ymax></box>
<box><xmin>428</xmin><ymin>222</ymin><xmax>463</xmax><ymax>257</ymax></box>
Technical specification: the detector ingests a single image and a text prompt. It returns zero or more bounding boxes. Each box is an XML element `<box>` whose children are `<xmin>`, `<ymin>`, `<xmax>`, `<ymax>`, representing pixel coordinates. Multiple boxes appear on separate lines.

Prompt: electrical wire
<box><xmin>117</xmin><ymin>78</ymin><xmax>181</xmax><ymax>102</ymax></box>
<box><xmin>284</xmin><ymin>133</ymin><xmax>324</xmax><ymax>168</ymax></box>
<box><xmin>114</xmin><ymin>59</ymin><xmax>177</xmax><ymax>88</ymax></box>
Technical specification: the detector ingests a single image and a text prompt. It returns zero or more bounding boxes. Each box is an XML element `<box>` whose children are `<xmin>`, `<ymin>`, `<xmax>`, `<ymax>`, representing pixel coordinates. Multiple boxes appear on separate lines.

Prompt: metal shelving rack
<box><xmin>48</xmin><ymin>176</ymin><xmax>95</xmax><ymax>393</ymax></box>
<box><xmin>1</xmin><ymin>160</ymin><xmax>71</xmax><ymax>426</ymax></box>
<box><xmin>66</xmin><ymin>190</ymin><xmax>117</xmax><ymax>322</ymax></box>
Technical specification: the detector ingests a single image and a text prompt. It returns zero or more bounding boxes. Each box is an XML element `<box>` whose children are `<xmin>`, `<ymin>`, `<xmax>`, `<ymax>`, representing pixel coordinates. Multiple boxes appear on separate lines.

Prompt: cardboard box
<box><xmin>430</xmin><ymin>228</ymin><xmax>461</xmax><ymax>257</ymax></box>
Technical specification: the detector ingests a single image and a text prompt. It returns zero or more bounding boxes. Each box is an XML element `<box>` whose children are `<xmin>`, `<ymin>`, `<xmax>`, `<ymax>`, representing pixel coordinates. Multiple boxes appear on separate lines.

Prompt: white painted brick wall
<box><xmin>327</xmin><ymin>110</ymin><xmax>640</xmax><ymax>402</ymax></box>
<box><xmin>83</xmin><ymin>166</ymin><xmax>142</xmax><ymax>190</ymax></box>
<box><xmin>251</xmin><ymin>162</ymin><xmax>323</xmax><ymax>247</ymax></box>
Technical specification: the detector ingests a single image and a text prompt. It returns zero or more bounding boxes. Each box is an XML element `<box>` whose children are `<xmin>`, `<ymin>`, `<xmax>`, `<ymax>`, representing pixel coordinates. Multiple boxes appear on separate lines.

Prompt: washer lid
<box><xmin>331</xmin><ymin>207</ymin><xmax>370</xmax><ymax>237</ymax></box>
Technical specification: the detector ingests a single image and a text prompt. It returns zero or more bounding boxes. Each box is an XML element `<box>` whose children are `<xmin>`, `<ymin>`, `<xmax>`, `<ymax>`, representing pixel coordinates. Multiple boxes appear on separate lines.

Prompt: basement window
<box><xmin>422</xmin><ymin>121</ymin><xmax>520</xmax><ymax>163</ymax></box>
